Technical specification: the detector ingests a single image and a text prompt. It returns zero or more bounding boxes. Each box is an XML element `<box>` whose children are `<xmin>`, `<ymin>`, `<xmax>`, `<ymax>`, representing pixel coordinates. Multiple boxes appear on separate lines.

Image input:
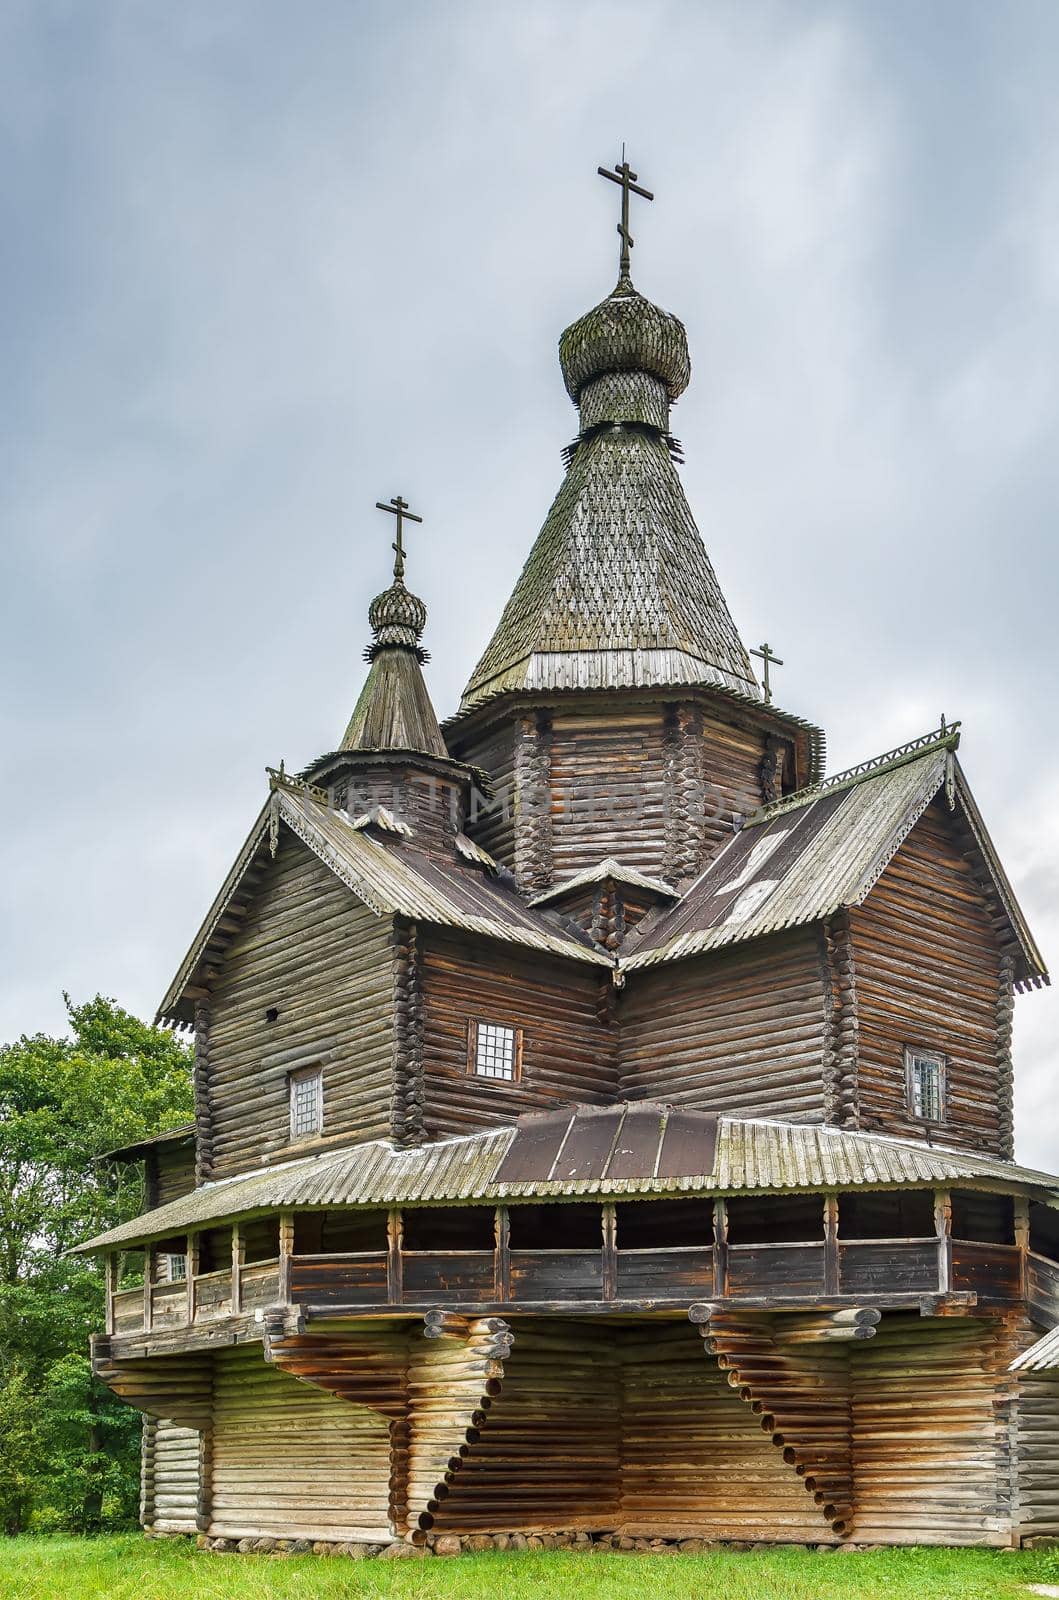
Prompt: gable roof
<box><xmin>157</xmin><ymin>780</ymin><xmax>610</xmax><ymax>1026</ymax></box>
<box><xmin>74</xmin><ymin>1108</ymin><xmax>1059</xmax><ymax>1254</ymax></box>
<box><xmin>530</xmin><ymin>857</ymin><xmax>678</xmax><ymax>907</ymax></box>
<box><xmin>622</xmin><ymin>728</ymin><xmax>1048</xmax><ymax>987</ymax></box>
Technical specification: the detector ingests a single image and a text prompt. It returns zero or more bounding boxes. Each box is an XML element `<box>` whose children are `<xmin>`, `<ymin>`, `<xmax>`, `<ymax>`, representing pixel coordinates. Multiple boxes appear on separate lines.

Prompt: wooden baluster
<box><xmin>824</xmin><ymin>1194</ymin><xmax>840</xmax><ymax>1295</ymax></box>
<box><xmin>387</xmin><ymin>1208</ymin><xmax>403</xmax><ymax>1306</ymax></box>
<box><xmin>934</xmin><ymin>1189</ymin><xmax>952</xmax><ymax>1296</ymax></box>
<box><xmin>602</xmin><ymin>1203</ymin><xmax>617</xmax><ymax>1302</ymax></box>
<box><xmin>278</xmin><ymin>1212</ymin><xmax>294</xmax><ymax>1305</ymax></box>
<box><xmin>143</xmin><ymin>1246</ymin><xmax>154</xmax><ymax>1332</ymax></box>
<box><xmin>186</xmin><ymin>1233</ymin><xmax>199</xmax><ymax>1325</ymax></box>
<box><xmin>231</xmin><ymin>1222</ymin><xmax>243</xmax><ymax>1316</ymax></box>
<box><xmin>713</xmin><ymin>1199</ymin><xmax>728</xmax><ymax>1300</ymax></box>
<box><xmin>105</xmin><ymin>1253</ymin><xmax>116</xmax><ymax>1336</ymax></box>
<box><xmin>495</xmin><ymin>1206</ymin><xmax>511</xmax><ymax>1303</ymax></box>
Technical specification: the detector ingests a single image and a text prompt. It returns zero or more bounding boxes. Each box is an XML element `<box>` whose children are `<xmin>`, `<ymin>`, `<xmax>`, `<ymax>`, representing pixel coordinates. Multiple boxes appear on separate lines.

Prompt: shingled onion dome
<box><xmin>559</xmin><ymin>275</ymin><xmax>691</xmax><ymax>434</ymax></box>
<box><xmin>456</xmin><ymin>270</ymin><xmax>761</xmax><ymax>714</ymax></box>
<box><xmin>340</xmin><ymin>572</ymin><xmax>448</xmax><ymax>759</ymax></box>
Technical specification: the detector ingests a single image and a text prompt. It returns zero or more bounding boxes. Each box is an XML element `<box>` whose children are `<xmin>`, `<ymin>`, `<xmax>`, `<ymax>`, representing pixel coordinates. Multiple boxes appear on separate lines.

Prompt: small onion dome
<box><xmin>367</xmin><ymin>576</ymin><xmax>427</xmax><ymax>658</ymax></box>
<box><xmin>559</xmin><ymin>276</ymin><xmax>691</xmax><ymax>406</ymax></box>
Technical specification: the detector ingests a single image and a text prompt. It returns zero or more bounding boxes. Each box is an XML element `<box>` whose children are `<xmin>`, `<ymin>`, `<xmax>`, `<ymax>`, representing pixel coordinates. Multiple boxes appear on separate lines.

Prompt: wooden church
<box><xmin>79</xmin><ymin>158</ymin><xmax>1059</xmax><ymax>1552</ymax></box>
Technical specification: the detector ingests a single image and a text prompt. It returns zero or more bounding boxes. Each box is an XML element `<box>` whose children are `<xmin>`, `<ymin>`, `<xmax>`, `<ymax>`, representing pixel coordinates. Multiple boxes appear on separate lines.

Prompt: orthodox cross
<box><xmin>375</xmin><ymin>495</ymin><xmax>422</xmax><ymax>582</ymax></box>
<box><xmin>597</xmin><ymin>147</ymin><xmax>653</xmax><ymax>279</ymax></box>
<box><xmin>751</xmin><ymin>642</ymin><xmax>784</xmax><ymax>705</ymax></box>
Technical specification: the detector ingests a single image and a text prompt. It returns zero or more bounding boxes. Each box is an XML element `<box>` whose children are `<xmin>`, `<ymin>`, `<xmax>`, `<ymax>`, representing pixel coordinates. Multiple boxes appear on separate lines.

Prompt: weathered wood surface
<box><xmin>208</xmin><ymin>1345</ymin><xmax>392</xmax><ymax>1542</ymax></box>
<box><xmin>1016</xmin><ymin>1372</ymin><xmax>1059</xmax><ymax>1539</ymax></box>
<box><xmin>849</xmin><ymin>803</ymin><xmax>1008</xmax><ymax>1154</ymax></box>
<box><xmin>205</xmin><ymin>836</ymin><xmax>395</xmax><ymax>1176</ymax></box>
<box><xmin>141</xmin><ymin>1416</ymin><xmax>201</xmax><ymax>1534</ymax></box>
<box><xmin>419</xmin><ymin>931</ymin><xmax>615</xmax><ymax>1137</ymax></box>
<box><xmin>618</xmin><ymin>931</ymin><xmax>829</xmax><ymax>1118</ymax></box>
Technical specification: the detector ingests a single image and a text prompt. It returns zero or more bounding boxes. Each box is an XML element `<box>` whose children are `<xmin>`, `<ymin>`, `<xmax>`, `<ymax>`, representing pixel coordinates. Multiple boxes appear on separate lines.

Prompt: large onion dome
<box><xmin>559</xmin><ymin>276</ymin><xmax>691</xmax><ymax>406</ymax></box>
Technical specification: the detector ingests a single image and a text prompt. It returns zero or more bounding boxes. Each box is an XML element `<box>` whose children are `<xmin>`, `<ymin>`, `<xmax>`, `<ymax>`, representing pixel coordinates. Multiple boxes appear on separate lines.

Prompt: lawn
<box><xmin>0</xmin><ymin>1538</ymin><xmax>1052</xmax><ymax>1600</ymax></box>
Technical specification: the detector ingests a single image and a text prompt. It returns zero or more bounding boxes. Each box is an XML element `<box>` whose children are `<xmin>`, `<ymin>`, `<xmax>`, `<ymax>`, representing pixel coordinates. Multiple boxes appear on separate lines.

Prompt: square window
<box><xmin>906</xmin><ymin>1049</ymin><xmax>944</xmax><ymax>1123</ymax></box>
<box><xmin>290</xmin><ymin>1067</ymin><xmax>323</xmax><ymax>1140</ymax></box>
<box><xmin>468</xmin><ymin>1020</ymin><xmax>521</xmax><ymax>1082</ymax></box>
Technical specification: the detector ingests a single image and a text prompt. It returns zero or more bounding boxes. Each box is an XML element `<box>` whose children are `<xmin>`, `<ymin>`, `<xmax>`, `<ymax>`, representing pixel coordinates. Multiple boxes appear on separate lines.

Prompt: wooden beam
<box><xmin>230</xmin><ymin>1222</ymin><xmax>243</xmax><ymax>1317</ymax></box>
<box><xmin>387</xmin><ymin>1208</ymin><xmax>403</xmax><ymax>1306</ymax></box>
<box><xmin>824</xmin><ymin>1194</ymin><xmax>840</xmax><ymax>1296</ymax></box>
<box><xmin>935</xmin><ymin>1188</ymin><xmax>952</xmax><ymax>1296</ymax></box>
<box><xmin>712</xmin><ymin>1199</ymin><xmax>728</xmax><ymax>1300</ymax></box>
<box><xmin>277</xmin><ymin>1212</ymin><xmax>294</xmax><ymax>1305</ymax></box>
<box><xmin>143</xmin><ymin>1246</ymin><xmax>153</xmax><ymax>1333</ymax></box>
<box><xmin>601</xmin><ymin>1203</ymin><xmax>617</xmax><ymax>1303</ymax></box>
<box><xmin>186</xmin><ymin>1234</ymin><xmax>199</xmax><ymax>1325</ymax></box>
<box><xmin>495</xmin><ymin>1206</ymin><xmax>511</xmax><ymax>1304</ymax></box>
<box><xmin>105</xmin><ymin>1254</ymin><xmax>116</xmax><ymax>1336</ymax></box>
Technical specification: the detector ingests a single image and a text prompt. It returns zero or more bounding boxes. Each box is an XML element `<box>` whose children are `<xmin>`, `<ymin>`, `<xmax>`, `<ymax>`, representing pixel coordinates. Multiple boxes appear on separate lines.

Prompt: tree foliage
<box><xmin>0</xmin><ymin>996</ymin><xmax>193</xmax><ymax>1532</ymax></box>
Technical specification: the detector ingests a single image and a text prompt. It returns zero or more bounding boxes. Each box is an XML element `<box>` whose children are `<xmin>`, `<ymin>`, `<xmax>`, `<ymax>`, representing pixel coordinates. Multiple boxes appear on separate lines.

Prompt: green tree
<box><xmin>0</xmin><ymin>995</ymin><xmax>193</xmax><ymax>1532</ymax></box>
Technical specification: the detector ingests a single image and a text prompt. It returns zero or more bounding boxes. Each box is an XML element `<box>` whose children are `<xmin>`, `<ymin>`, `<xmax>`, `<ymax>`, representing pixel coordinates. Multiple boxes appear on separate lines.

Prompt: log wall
<box><xmin>1015</xmin><ymin>1373</ymin><xmax>1059</xmax><ymax>1541</ymax></box>
<box><xmin>205</xmin><ymin>835</ymin><xmax>395</xmax><ymax>1176</ymax></box>
<box><xmin>848</xmin><ymin>1315</ymin><xmax>1009</xmax><ymax>1545</ymax></box>
<box><xmin>209</xmin><ymin>1345</ymin><xmax>392</xmax><ymax>1542</ymax></box>
<box><xmin>141</xmin><ymin>1417</ymin><xmax>201</xmax><ymax>1534</ymax></box>
<box><xmin>849</xmin><ymin>804</ymin><xmax>1008</xmax><ymax>1154</ymax></box>
<box><xmin>619</xmin><ymin>931</ymin><xmax>828</xmax><ymax>1118</ymax></box>
<box><xmin>419</xmin><ymin>932</ymin><xmax>616</xmax><ymax>1137</ymax></box>
<box><xmin>620</xmin><ymin>1323</ymin><xmax>837</xmax><ymax>1541</ymax></box>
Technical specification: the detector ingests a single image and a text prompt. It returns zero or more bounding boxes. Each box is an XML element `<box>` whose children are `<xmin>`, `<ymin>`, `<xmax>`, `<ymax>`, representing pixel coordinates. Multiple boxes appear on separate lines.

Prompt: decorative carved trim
<box><xmin>392</xmin><ymin>918</ymin><xmax>425</xmax><ymax>1147</ymax></box>
<box><xmin>513</xmin><ymin>711</ymin><xmax>554</xmax><ymax>893</ymax></box>
<box><xmin>997</xmin><ymin>953</ymin><xmax>1016</xmax><ymax>1161</ymax></box>
<box><xmin>662</xmin><ymin>703</ymin><xmax>705</xmax><ymax>885</ymax></box>
<box><xmin>826</xmin><ymin>912</ymin><xmax>860</xmax><ymax>1128</ymax></box>
<box><xmin>193</xmin><ymin>1000</ymin><xmax>214</xmax><ymax>1182</ymax></box>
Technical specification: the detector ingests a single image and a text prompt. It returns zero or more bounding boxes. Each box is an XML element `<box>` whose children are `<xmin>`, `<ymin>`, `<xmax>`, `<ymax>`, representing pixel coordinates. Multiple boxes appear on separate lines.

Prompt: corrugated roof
<box><xmin>74</xmin><ymin>1112</ymin><xmax>1059</xmax><ymax>1254</ymax></box>
<box><xmin>158</xmin><ymin>783</ymin><xmax>611</xmax><ymax>1024</ymax></box>
<box><xmin>622</xmin><ymin>737</ymin><xmax>1048</xmax><ymax>987</ymax></box>
<box><xmin>1010</xmin><ymin>1326</ymin><xmax>1059</xmax><ymax>1372</ymax></box>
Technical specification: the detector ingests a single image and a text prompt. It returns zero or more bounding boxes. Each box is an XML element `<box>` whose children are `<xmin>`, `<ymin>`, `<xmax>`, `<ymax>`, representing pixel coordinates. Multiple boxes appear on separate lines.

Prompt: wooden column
<box><xmin>186</xmin><ymin>1234</ymin><xmax>199</xmax><ymax>1325</ymax></box>
<box><xmin>387</xmin><ymin>1208</ymin><xmax>403</xmax><ymax>1306</ymax></box>
<box><xmin>824</xmin><ymin>1194</ymin><xmax>840</xmax><ymax>1296</ymax></box>
<box><xmin>495</xmin><ymin>1206</ymin><xmax>511</xmax><ymax>1303</ymax></box>
<box><xmin>230</xmin><ymin>1222</ymin><xmax>243</xmax><ymax>1316</ymax></box>
<box><xmin>935</xmin><ymin>1189</ymin><xmax>952</xmax><ymax>1295</ymax></box>
<box><xmin>277</xmin><ymin>1212</ymin><xmax>294</xmax><ymax>1305</ymax></box>
<box><xmin>602</xmin><ymin>1203</ymin><xmax>617</xmax><ymax>1302</ymax></box>
<box><xmin>143</xmin><ymin>1246</ymin><xmax>154</xmax><ymax>1332</ymax></box>
<box><xmin>712</xmin><ymin>1199</ymin><xmax>729</xmax><ymax>1300</ymax></box>
<box><xmin>1014</xmin><ymin>1195</ymin><xmax>1030</xmax><ymax>1301</ymax></box>
<box><xmin>104</xmin><ymin>1254</ymin><xmax>116</xmax><ymax>1336</ymax></box>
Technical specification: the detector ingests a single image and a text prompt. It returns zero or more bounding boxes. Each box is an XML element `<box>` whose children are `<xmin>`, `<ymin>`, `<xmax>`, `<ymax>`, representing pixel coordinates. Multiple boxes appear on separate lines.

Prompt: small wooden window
<box><xmin>468</xmin><ymin>1020</ymin><xmax>522</xmax><ymax>1082</ymax></box>
<box><xmin>290</xmin><ymin>1066</ymin><xmax>323</xmax><ymax>1140</ymax></box>
<box><xmin>906</xmin><ymin>1048</ymin><xmax>945</xmax><ymax>1122</ymax></box>
<box><xmin>165</xmin><ymin>1253</ymin><xmax>187</xmax><ymax>1283</ymax></box>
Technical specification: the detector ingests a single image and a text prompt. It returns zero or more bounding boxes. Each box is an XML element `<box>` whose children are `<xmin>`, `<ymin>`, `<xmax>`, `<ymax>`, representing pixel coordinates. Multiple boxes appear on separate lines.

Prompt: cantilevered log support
<box><xmin>773</xmin><ymin>1309</ymin><xmax>880</xmax><ymax>1344</ymax></box>
<box><xmin>690</xmin><ymin>1306</ymin><xmax>854</xmax><ymax>1537</ymax></box>
<box><xmin>406</xmin><ymin>1315</ymin><xmax>513</xmax><ymax>1541</ymax></box>
<box><xmin>262</xmin><ymin>1315</ymin><xmax>408</xmax><ymax>1418</ymax></box>
<box><xmin>91</xmin><ymin>1335</ymin><xmax>212</xmax><ymax>1430</ymax></box>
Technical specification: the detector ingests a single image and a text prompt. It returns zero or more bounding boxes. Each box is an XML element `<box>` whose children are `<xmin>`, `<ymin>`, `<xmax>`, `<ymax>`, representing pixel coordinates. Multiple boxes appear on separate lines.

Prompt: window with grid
<box><xmin>907</xmin><ymin>1049</ymin><xmax>944</xmax><ymax>1122</ymax></box>
<box><xmin>469</xmin><ymin>1020</ymin><xmax>520</xmax><ymax>1082</ymax></box>
<box><xmin>289</xmin><ymin>1067</ymin><xmax>323</xmax><ymax>1139</ymax></box>
<box><xmin>165</xmin><ymin>1254</ymin><xmax>187</xmax><ymax>1283</ymax></box>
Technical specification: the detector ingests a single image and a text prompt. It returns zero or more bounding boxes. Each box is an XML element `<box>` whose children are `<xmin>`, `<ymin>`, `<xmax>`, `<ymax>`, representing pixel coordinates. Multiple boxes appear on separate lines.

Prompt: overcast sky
<box><xmin>2</xmin><ymin>1</ymin><xmax>1056</xmax><ymax>1163</ymax></box>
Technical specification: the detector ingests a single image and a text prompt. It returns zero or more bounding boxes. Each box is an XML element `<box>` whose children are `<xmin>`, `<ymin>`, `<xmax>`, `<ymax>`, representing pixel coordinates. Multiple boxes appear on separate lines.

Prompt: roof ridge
<box><xmin>745</xmin><ymin>723</ymin><xmax>961</xmax><ymax>825</ymax></box>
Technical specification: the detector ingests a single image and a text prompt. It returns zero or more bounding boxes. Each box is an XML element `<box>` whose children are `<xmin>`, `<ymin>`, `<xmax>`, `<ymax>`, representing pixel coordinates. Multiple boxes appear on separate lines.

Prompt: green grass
<box><xmin>0</xmin><ymin>1537</ymin><xmax>1050</xmax><ymax>1600</ymax></box>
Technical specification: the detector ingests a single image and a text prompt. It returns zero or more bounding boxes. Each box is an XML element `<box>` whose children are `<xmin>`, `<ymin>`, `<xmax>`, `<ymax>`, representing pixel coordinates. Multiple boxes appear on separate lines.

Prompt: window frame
<box><xmin>466</xmin><ymin>1019</ymin><xmax>523</xmax><ymax>1085</ymax></box>
<box><xmin>904</xmin><ymin>1046</ymin><xmax>946</xmax><ymax>1124</ymax></box>
<box><xmin>164</xmin><ymin>1253</ymin><xmax>187</xmax><ymax>1283</ymax></box>
<box><xmin>289</xmin><ymin>1064</ymin><xmax>324</xmax><ymax>1141</ymax></box>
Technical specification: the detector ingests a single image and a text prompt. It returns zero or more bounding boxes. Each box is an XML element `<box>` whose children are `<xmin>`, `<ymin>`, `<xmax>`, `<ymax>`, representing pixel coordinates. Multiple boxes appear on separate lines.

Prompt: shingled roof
<box><xmin>75</xmin><ymin>1109</ymin><xmax>1059</xmax><ymax>1254</ymax></box>
<box><xmin>158</xmin><ymin>780</ymin><xmax>609</xmax><ymax>1026</ymax></box>
<box><xmin>622</xmin><ymin>727</ymin><xmax>1048</xmax><ymax>988</ymax></box>
<box><xmin>458</xmin><ymin>273</ymin><xmax>762</xmax><ymax>714</ymax></box>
